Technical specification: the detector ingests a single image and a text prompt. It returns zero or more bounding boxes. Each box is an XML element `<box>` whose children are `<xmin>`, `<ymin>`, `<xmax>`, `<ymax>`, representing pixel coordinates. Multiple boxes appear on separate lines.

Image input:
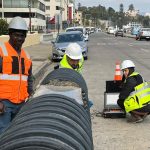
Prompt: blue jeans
<box><xmin>0</xmin><ymin>100</ymin><xmax>24</xmax><ymax>134</ymax></box>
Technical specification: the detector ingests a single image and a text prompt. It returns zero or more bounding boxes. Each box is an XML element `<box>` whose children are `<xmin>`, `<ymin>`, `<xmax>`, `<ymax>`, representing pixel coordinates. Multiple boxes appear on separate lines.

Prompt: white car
<box><xmin>66</xmin><ymin>26</ymin><xmax>89</xmax><ymax>41</ymax></box>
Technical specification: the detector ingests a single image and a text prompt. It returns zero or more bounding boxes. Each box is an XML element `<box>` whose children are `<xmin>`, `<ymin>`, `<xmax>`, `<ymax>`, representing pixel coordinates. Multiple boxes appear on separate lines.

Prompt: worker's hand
<box><xmin>0</xmin><ymin>102</ymin><xmax>5</xmax><ymax>114</ymax></box>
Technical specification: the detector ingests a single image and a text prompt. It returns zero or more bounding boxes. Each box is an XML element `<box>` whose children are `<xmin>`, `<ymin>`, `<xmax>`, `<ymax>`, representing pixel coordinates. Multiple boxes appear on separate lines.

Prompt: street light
<box><xmin>2</xmin><ymin>0</ymin><xmax>4</xmax><ymax>19</ymax></box>
<box><xmin>28</xmin><ymin>0</ymin><xmax>32</xmax><ymax>34</ymax></box>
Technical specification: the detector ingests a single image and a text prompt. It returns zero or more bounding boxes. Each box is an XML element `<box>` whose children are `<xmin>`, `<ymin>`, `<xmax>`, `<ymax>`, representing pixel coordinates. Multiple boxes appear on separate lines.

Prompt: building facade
<box><xmin>125</xmin><ymin>10</ymin><xmax>139</xmax><ymax>17</ymax></box>
<box><xmin>0</xmin><ymin>0</ymin><xmax>75</xmax><ymax>31</ymax></box>
<box><xmin>0</xmin><ymin>0</ymin><xmax>46</xmax><ymax>31</ymax></box>
<box><xmin>74</xmin><ymin>10</ymin><xmax>83</xmax><ymax>25</ymax></box>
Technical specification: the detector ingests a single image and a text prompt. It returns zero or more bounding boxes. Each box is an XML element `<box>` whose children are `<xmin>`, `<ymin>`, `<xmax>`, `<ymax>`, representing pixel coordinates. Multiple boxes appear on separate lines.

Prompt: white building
<box><xmin>0</xmin><ymin>0</ymin><xmax>46</xmax><ymax>31</ymax></box>
<box><xmin>0</xmin><ymin>0</ymin><xmax>75</xmax><ymax>31</ymax></box>
<box><xmin>125</xmin><ymin>10</ymin><xmax>139</xmax><ymax>17</ymax></box>
<box><xmin>75</xmin><ymin>10</ymin><xmax>83</xmax><ymax>25</ymax></box>
<box><xmin>45</xmin><ymin>0</ymin><xmax>75</xmax><ymax>29</ymax></box>
<box><xmin>145</xmin><ymin>13</ymin><xmax>150</xmax><ymax>18</ymax></box>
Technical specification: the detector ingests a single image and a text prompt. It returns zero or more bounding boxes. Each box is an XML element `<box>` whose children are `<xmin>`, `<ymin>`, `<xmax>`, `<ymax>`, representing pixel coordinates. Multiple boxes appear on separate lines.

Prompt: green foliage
<box><xmin>78</xmin><ymin>3</ymin><xmax>150</xmax><ymax>28</ymax></box>
<box><xmin>128</xmin><ymin>4</ymin><xmax>134</xmax><ymax>11</ymax></box>
<box><xmin>0</xmin><ymin>19</ymin><xmax>8</xmax><ymax>35</ymax></box>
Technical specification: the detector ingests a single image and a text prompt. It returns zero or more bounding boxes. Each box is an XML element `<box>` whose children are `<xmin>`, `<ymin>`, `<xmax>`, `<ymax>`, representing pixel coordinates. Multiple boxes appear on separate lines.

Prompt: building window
<box><xmin>46</xmin><ymin>6</ymin><xmax>50</xmax><ymax>10</ymax></box>
<box><xmin>4</xmin><ymin>12</ymin><xmax>35</xmax><ymax>18</ymax></box>
<box><xmin>0</xmin><ymin>0</ymin><xmax>2</xmax><ymax>8</ymax></box>
<box><xmin>56</xmin><ymin>6</ymin><xmax>60</xmax><ymax>10</ymax></box>
<box><xmin>39</xmin><ymin>2</ymin><xmax>45</xmax><ymax>12</ymax></box>
<box><xmin>3</xmin><ymin>0</ymin><xmax>29</xmax><ymax>8</ymax></box>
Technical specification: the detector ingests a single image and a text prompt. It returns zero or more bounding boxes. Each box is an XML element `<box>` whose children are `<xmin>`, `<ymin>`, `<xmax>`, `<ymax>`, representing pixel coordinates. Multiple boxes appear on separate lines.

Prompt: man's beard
<box><xmin>71</xmin><ymin>64</ymin><xmax>79</xmax><ymax>69</ymax></box>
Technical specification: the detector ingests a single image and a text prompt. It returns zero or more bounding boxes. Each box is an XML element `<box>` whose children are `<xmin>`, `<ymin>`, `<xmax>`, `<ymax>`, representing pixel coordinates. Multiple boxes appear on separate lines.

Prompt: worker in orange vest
<box><xmin>0</xmin><ymin>16</ymin><xmax>34</xmax><ymax>134</ymax></box>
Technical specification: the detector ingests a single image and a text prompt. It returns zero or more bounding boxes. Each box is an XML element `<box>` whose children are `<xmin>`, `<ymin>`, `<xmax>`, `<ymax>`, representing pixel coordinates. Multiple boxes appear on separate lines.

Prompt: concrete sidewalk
<box><xmin>124</xmin><ymin>33</ymin><xmax>136</xmax><ymax>38</ymax></box>
<box><xmin>24</xmin><ymin>42</ymin><xmax>52</xmax><ymax>88</ymax></box>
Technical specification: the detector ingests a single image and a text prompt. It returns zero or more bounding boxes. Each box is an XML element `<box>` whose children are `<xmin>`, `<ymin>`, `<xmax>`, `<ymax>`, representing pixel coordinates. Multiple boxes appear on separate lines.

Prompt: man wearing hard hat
<box><xmin>56</xmin><ymin>43</ymin><xmax>84</xmax><ymax>73</ymax></box>
<box><xmin>117</xmin><ymin>60</ymin><xmax>150</xmax><ymax>123</ymax></box>
<box><xmin>0</xmin><ymin>16</ymin><xmax>33</xmax><ymax>134</ymax></box>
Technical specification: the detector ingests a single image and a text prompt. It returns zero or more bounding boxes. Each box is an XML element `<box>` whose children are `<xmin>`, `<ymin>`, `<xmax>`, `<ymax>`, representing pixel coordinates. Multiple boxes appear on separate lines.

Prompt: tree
<box><xmin>128</xmin><ymin>4</ymin><xmax>134</xmax><ymax>11</ymax></box>
<box><xmin>0</xmin><ymin>19</ymin><xmax>8</xmax><ymax>35</ymax></box>
<box><xmin>119</xmin><ymin>3</ymin><xmax>124</xmax><ymax>13</ymax></box>
<box><xmin>118</xmin><ymin>3</ymin><xmax>124</xmax><ymax>29</ymax></box>
<box><xmin>78</xmin><ymin>3</ymin><xmax>81</xmax><ymax>10</ymax></box>
<box><xmin>143</xmin><ymin>16</ymin><xmax>150</xmax><ymax>27</ymax></box>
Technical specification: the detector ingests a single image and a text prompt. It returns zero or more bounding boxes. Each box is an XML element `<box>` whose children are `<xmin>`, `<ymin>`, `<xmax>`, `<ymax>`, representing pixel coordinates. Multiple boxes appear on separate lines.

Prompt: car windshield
<box><xmin>66</xmin><ymin>28</ymin><xmax>83</xmax><ymax>33</ymax></box>
<box><xmin>56</xmin><ymin>34</ymin><xmax>84</xmax><ymax>43</ymax></box>
<box><xmin>141</xmin><ymin>29</ymin><xmax>150</xmax><ymax>31</ymax></box>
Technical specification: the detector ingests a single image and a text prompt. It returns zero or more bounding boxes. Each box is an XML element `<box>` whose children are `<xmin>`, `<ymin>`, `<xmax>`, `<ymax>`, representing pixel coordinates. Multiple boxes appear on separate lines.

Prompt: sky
<box><xmin>75</xmin><ymin>0</ymin><xmax>150</xmax><ymax>14</ymax></box>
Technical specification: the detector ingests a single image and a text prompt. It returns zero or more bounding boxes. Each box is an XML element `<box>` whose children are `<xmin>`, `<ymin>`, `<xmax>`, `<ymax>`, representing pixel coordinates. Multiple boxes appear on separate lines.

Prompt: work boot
<box><xmin>141</xmin><ymin>113</ymin><xmax>148</xmax><ymax>120</ymax></box>
<box><xmin>127</xmin><ymin>114</ymin><xmax>143</xmax><ymax>123</ymax></box>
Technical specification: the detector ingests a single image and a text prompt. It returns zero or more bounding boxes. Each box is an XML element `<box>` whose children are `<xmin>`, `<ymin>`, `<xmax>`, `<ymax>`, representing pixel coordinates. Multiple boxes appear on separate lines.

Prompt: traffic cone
<box><xmin>114</xmin><ymin>61</ymin><xmax>122</xmax><ymax>81</ymax></box>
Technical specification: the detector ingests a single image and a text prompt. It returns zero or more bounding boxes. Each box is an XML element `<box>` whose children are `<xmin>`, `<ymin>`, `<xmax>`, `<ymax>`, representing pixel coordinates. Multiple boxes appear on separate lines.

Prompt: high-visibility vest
<box><xmin>124</xmin><ymin>72</ymin><xmax>150</xmax><ymax>112</ymax></box>
<box><xmin>60</xmin><ymin>54</ymin><xmax>84</xmax><ymax>73</ymax></box>
<box><xmin>0</xmin><ymin>42</ymin><xmax>32</xmax><ymax>104</ymax></box>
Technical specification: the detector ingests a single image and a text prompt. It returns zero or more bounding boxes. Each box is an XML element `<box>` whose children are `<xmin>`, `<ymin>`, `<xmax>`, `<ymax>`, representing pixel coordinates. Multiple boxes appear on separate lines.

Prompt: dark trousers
<box><xmin>117</xmin><ymin>99</ymin><xmax>125</xmax><ymax>111</ymax></box>
<box><xmin>0</xmin><ymin>100</ymin><xmax>24</xmax><ymax>134</ymax></box>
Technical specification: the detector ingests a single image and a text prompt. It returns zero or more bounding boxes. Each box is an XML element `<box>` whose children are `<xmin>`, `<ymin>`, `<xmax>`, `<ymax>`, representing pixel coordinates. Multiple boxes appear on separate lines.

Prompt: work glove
<box><xmin>0</xmin><ymin>102</ymin><xmax>5</xmax><ymax>114</ymax></box>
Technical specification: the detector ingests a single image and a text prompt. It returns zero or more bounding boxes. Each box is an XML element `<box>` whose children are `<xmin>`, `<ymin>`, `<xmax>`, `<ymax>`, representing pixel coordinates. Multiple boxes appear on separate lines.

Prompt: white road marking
<box><xmin>97</xmin><ymin>43</ymin><xmax>106</xmax><ymax>45</ymax></box>
<box><xmin>140</xmin><ymin>48</ymin><xmax>149</xmax><ymax>52</ymax></box>
<box><xmin>128</xmin><ymin>43</ymin><xmax>133</xmax><ymax>46</ymax></box>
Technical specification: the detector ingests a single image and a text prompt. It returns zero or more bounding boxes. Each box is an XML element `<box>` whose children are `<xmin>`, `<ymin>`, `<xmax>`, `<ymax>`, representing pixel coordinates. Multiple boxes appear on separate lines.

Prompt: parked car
<box><xmin>66</xmin><ymin>26</ymin><xmax>89</xmax><ymax>41</ymax></box>
<box><xmin>107</xmin><ymin>26</ymin><xmax>115</xmax><ymax>34</ymax></box>
<box><xmin>136</xmin><ymin>28</ymin><xmax>150</xmax><ymax>41</ymax></box>
<box><xmin>131</xmin><ymin>26</ymin><xmax>141</xmax><ymax>36</ymax></box>
<box><xmin>115</xmin><ymin>30</ymin><xmax>124</xmax><ymax>37</ymax></box>
<box><xmin>85</xmin><ymin>27</ymin><xmax>91</xmax><ymax>34</ymax></box>
<box><xmin>90</xmin><ymin>27</ymin><xmax>96</xmax><ymax>33</ymax></box>
<box><xmin>51</xmin><ymin>31</ymin><xmax>88</xmax><ymax>61</ymax></box>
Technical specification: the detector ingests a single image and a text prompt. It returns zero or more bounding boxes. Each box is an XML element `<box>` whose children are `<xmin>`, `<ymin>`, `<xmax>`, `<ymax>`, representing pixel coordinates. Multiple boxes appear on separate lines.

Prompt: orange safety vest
<box><xmin>0</xmin><ymin>42</ymin><xmax>32</xmax><ymax>104</ymax></box>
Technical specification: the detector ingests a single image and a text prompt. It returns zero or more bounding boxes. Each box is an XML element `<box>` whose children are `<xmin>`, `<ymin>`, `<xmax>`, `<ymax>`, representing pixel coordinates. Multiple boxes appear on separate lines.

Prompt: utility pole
<box><xmin>73</xmin><ymin>0</ymin><xmax>75</xmax><ymax>26</ymax></box>
<box><xmin>67</xmin><ymin>0</ymin><xmax>69</xmax><ymax>27</ymax></box>
<box><xmin>28</xmin><ymin>0</ymin><xmax>32</xmax><ymax>34</ymax></box>
<box><xmin>2</xmin><ymin>0</ymin><xmax>4</xmax><ymax>19</ymax></box>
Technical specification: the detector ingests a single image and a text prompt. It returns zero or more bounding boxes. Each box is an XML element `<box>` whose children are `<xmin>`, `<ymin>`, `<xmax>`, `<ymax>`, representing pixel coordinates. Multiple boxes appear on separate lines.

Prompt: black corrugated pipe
<box><xmin>0</xmin><ymin>94</ymin><xmax>93</xmax><ymax>150</ymax></box>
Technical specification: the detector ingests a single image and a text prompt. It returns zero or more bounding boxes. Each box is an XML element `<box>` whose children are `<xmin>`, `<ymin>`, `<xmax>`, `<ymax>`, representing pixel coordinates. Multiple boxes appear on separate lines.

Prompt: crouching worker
<box><xmin>54</xmin><ymin>43</ymin><xmax>84</xmax><ymax>74</ymax></box>
<box><xmin>117</xmin><ymin>60</ymin><xmax>150</xmax><ymax>123</ymax></box>
<box><xmin>0</xmin><ymin>17</ymin><xmax>34</xmax><ymax>134</ymax></box>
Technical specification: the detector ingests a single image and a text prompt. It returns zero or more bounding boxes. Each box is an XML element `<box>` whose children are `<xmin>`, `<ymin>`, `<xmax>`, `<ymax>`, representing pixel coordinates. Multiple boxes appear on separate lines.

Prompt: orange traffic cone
<box><xmin>114</xmin><ymin>61</ymin><xmax>122</xmax><ymax>81</ymax></box>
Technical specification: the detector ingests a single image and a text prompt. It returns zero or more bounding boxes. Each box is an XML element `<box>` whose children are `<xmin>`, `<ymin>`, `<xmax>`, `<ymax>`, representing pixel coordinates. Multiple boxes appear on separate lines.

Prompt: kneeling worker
<box><xmin>55</xmin><ymin>43</ymin><xmax>84</xmax><ymax>73</ymax></box>
<box><xmin>117</xmin><ymin>60</ymin><xmax>150</xmax><ymax>123</ymax></box>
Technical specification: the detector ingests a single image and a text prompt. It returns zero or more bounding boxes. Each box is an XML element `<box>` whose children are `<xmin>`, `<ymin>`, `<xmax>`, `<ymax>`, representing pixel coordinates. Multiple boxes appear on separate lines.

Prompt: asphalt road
<box><xmin>83</xmin><ymin>32</ymin><xmax>150</xmax><ymax>150</ymax></box>
<box><xmin>25</xmin><ymin>32</ymin><xmax>150</xmax><ymax>150</ymax></box>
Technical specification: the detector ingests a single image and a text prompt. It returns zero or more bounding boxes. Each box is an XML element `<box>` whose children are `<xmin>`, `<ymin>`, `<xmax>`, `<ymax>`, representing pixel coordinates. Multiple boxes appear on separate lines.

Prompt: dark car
<box><xmin>115</xmin><ymin>30</ymin><xmax>124</xmax><ymax>37</ymax></box>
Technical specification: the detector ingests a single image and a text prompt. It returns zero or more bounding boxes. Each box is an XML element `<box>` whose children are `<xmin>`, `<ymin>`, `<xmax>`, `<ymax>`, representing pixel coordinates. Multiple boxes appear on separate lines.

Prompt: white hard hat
<box><xmin>121</xmin><ymin>60</ymin><xmax>135</xmax><ymax>70</ymax></box>
<box><xmin>65</xmin><ymin>43</ymin><xmax>82</xmax><ymax>60</ymax></box>
<box><xmin>9</xmin><ymin>16</ymin><xmax>28</xmax><ymax>31</ymax></box>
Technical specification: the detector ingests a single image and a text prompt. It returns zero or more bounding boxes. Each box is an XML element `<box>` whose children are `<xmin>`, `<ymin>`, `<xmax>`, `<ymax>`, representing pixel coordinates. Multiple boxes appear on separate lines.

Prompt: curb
<box><xmin>124</xmin><ymin>34</ymin><xmax>136</xmax><ymax>39</ymax></box>
<box><xmin>33</xmin><ymin>60</ymin><xmax>52</xmax><ymax>90</ymax></box>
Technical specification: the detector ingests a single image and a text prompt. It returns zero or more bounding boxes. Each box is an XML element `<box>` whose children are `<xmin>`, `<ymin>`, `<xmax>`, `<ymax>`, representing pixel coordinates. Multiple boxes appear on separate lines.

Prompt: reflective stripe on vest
<box><xmin>124</xmin><ymin>72</ymin><xmax>150</xmax><ymax>112</ymax></box>
<box><xmin>0</xmin><ymin>74</ymin><xmax>28</xmax><ymax>81</ymax></box>
<box><xmin>0</xmin><ymin>42</ymin><xmax>8</xmax><ymax>56</ymax></box>
<box><xmin>60</xmin><ymin>54</ymin><xmax>84</xmax><ymax>73</ymax></box>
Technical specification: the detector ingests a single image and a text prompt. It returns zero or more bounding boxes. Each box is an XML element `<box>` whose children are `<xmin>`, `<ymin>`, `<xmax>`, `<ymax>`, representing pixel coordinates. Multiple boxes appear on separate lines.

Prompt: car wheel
<box><xmin>135</xmin><ymin>37</ymin><xmax>138</xmax><ymax>40</ymax></box>
<box><xmin>84</xmin><ymin>56</ymin><xmax>88</xmax><ymax>60</ymax></box>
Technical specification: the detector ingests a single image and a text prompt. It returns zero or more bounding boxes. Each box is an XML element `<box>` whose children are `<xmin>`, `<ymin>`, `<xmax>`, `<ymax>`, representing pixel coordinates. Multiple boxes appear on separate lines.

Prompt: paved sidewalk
<box><xmin>24</xmin><ymin>42</ymin><xmax>52</xmax><ymax>73</ymax></box>
<box><xmin>24</xmin><ymin>42</ymin><xmax>52</xmax><ymax>88</ymax></box>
